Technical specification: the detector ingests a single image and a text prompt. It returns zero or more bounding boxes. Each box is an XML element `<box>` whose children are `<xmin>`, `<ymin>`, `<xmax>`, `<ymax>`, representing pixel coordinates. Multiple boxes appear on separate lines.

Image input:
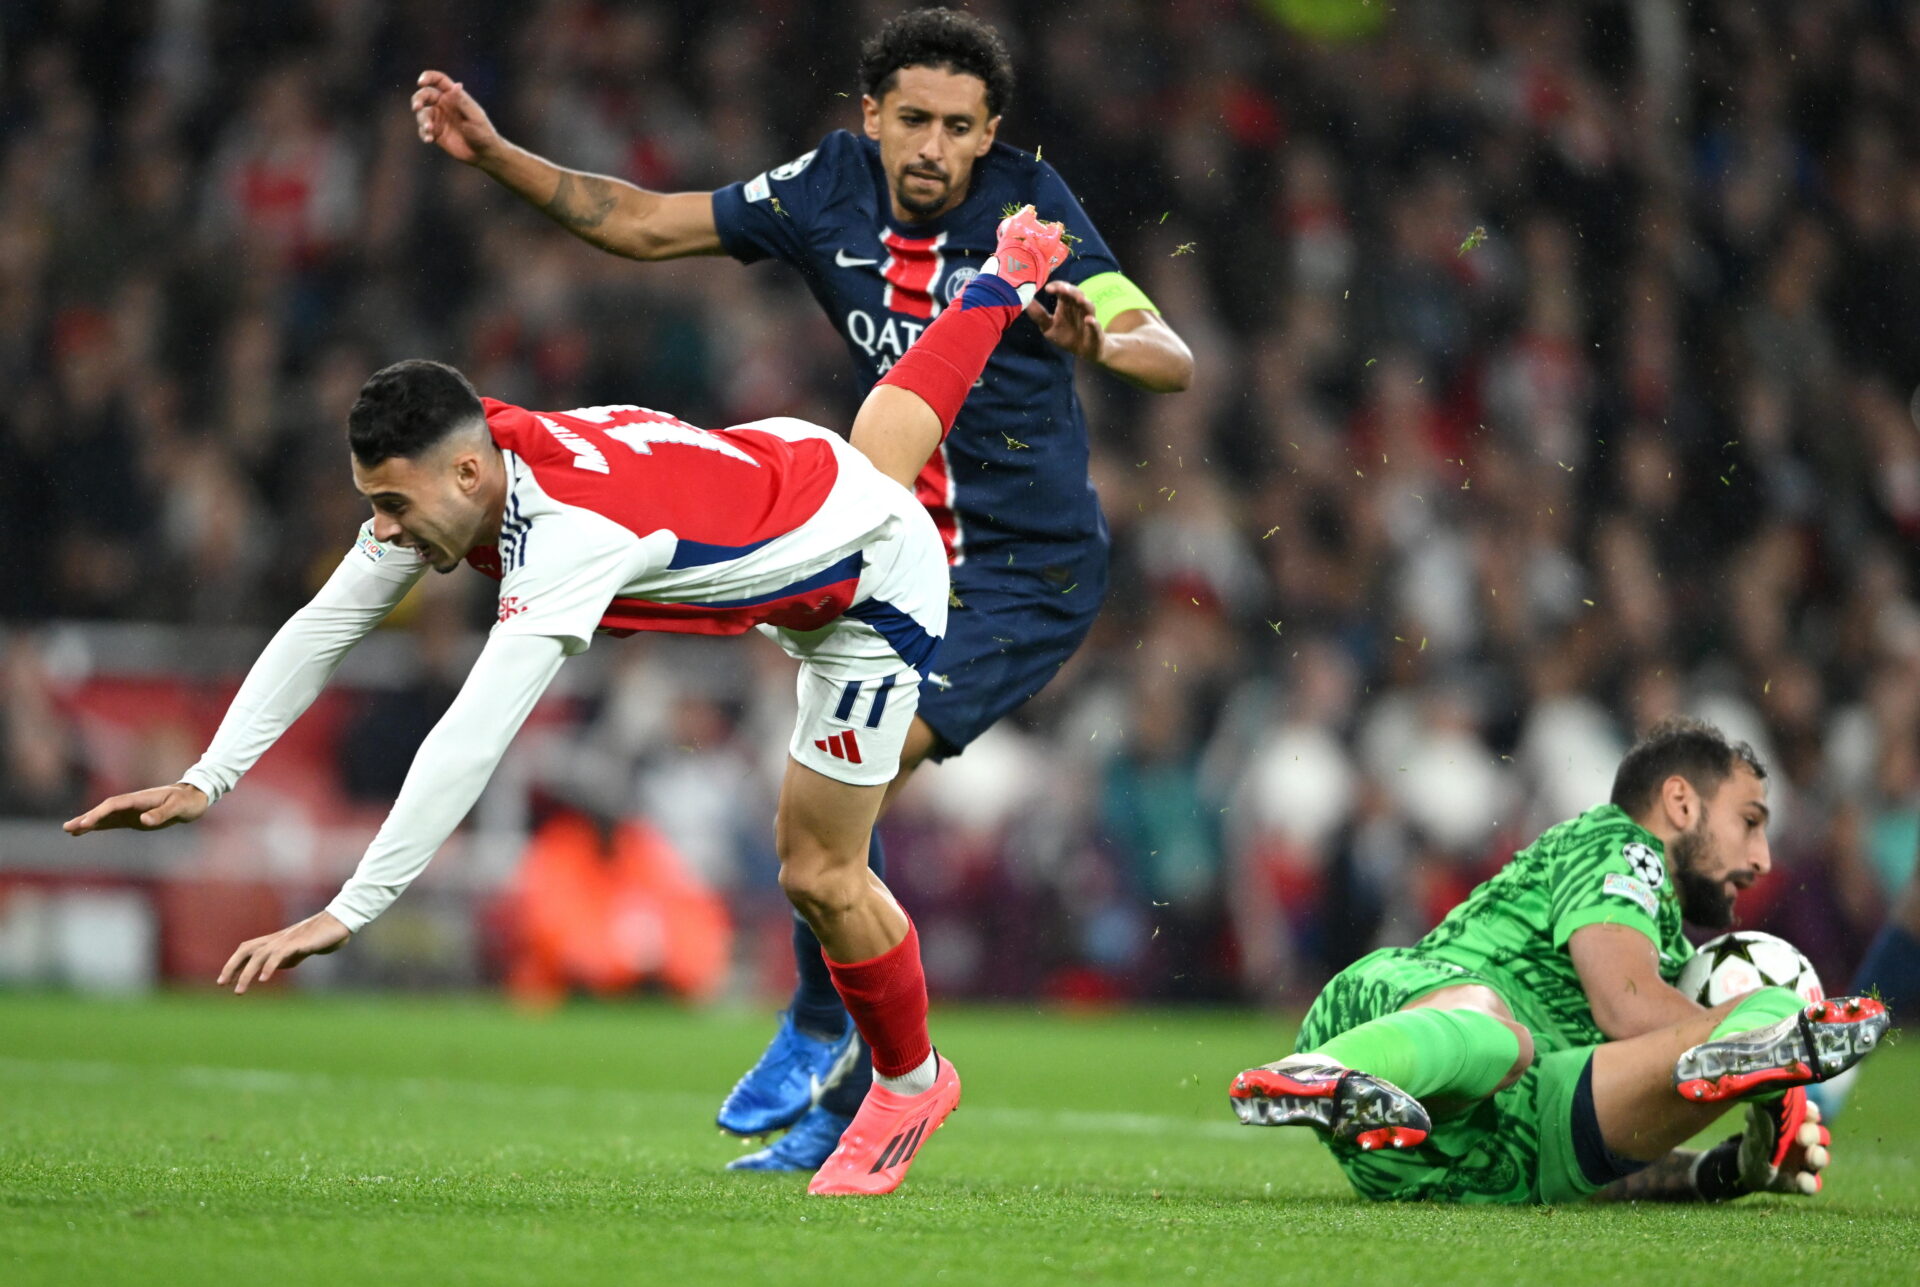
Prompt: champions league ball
<box><xmin>1676</xmin><ymin>931</ymin><xmax>1824</xmax><ymax>1007</ymax></box>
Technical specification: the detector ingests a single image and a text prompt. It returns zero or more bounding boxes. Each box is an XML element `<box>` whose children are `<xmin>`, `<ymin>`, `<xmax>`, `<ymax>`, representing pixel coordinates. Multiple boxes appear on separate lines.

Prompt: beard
<box><xmin>1671</xmin><ymin>822</ymin><xmax>1737</xmax><ymax>928</ymax></box>
<box><xmin>894</xmin><ymin>166</ymin><xmax>952</xmax><ymax>218</ymax></box>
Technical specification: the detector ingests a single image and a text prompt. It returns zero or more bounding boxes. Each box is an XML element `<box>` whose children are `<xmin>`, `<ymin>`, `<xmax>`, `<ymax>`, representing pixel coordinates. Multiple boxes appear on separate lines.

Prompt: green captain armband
<box><xmin>1078</xmin><ymin>271</ymin><xmax>1159</xmax><ymax>329</ymax></box>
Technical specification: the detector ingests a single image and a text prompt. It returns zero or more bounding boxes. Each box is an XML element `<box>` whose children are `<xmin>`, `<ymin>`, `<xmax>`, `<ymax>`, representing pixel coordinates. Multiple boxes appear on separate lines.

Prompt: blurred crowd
<box><xmin>8</xmin><ymin>0</ymin><xmax>1920</xmax><ymax>1001</ymax></box>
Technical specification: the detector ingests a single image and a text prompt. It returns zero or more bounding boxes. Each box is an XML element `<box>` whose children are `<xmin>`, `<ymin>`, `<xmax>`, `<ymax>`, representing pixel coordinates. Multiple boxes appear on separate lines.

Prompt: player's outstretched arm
<box><xmin>64</xmin><ymin>782</ymin><xmax>209</xmax><ymax>835</ymax></box>
<box><xmin>1025</xmin><ymin>283</ymin><xmax>1194</xmax><ymax>392</ymax></box>
<box><xmin>65</xmin><ymin>544</ymin><xmax>419</xmax><ymax>833</ymax></box>
<box><xmin>318</xmin><ymin>631</ymin><xmax>567</xmax><ymax>936</ymax></box>
<box><xmin>412</xmin><ymin>70</ymin><xmax>722</xmax><ymax>261</ymax></box>
<box><xmin>212</xmin><ymin>633</ymin><xmax>566</xmax><ymax>995</ymax></box>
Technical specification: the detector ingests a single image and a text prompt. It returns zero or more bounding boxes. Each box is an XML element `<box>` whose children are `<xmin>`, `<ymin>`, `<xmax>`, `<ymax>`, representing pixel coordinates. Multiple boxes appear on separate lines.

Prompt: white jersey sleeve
<box><xmin>324</xmin><ymin>630</ymin><xmax>567</xmax><ymax>931</ymax></box>
<box><xmin>488</xmin><ymin>486</ymin><xmax>666</xmax><ymax>654</ymax></box>
<box><xmin>179</xmin><ymin>522</ymin><xmax>425</xmax><ymax>803</ymax></box>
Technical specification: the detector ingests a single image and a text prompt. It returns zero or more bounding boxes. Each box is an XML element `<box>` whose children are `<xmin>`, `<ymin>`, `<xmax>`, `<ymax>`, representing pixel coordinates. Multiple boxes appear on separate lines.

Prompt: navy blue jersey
<box><xmin>712</xmin><ymin>130</ymin><xmax>1121</xmax><ymax>565</ymax></box>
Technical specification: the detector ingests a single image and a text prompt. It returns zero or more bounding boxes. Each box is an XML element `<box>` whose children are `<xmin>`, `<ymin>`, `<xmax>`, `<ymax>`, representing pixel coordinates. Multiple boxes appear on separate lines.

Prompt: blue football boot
<box><xmin>725</xmin><ymin>1104</ymin><xmax>854</xmax><ymax>1172</ymax></box>
<box><xmin>716</xmin><ymin>1013</ymin><xmax>860</xmax><ymax>1137</ymax></box>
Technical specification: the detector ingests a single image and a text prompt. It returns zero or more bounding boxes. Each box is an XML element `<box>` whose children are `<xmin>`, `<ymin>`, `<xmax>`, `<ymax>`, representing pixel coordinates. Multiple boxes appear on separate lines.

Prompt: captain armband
<box><xmin>1077</xmin><ymin>272</ymin><xmax>1160</xmax><ymax>329</ymax></box>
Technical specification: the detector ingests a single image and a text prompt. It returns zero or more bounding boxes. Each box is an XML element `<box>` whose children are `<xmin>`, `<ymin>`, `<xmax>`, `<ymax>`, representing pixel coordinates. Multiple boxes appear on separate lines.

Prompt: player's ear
<box><xmin>979</xmin><ymin>115</ymin><xmax>1000</xmax><ymax>155</ymax></box>
<box><xmin>1661</xmin><ymin>774</ymin><xmax>1697</xmax><ymax>829</ymax></box>
<box><xmin>861</xmin><ymin>95</ymin><xmax>882</xmax><ymax>140</ymax></box>
<box><xmin>453</xmin><ymin>449</ymin><xmax>483</xmax><ymax>495</ymax></box>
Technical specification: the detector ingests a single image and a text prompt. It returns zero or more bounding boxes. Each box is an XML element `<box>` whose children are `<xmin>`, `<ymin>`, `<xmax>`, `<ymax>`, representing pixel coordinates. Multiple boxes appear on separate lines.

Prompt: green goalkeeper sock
<box><xmin>1312</xmin><ymin>1008</ymin><xmax>1522</xmax><ymax>1102</ymax></box>
<box><xmin>1710</xmin><ymin>986</ymin><xmax>1804</xmax><ymax>1040</ymax></box>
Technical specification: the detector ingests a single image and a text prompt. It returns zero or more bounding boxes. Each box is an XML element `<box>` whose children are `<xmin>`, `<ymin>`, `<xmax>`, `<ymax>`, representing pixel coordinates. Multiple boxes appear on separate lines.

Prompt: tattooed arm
<box><xmin>412</xmin><ymin>70</ymin><xmax>722</xmax><ymax>260</ymax></box>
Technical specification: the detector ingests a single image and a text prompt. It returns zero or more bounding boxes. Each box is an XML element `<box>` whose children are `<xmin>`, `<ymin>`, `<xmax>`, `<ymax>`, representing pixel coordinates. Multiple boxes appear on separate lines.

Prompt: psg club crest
<box><xmin>1623</xmin><ymin>841</ymin><xmax>1665</xmax><ymax>889</ymax></box>
<box><xmin>943</xmin><ymin>266</ymin><xmax>979</xmax><ymax>304</ymax></box>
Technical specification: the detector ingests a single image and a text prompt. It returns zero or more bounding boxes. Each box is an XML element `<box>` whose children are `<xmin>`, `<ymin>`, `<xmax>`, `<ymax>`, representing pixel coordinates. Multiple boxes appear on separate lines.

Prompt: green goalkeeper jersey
<box><xmin>1415</xmin><ymin>803</ymin><xmax>1694</xmax><ymax>1051</ymax></box>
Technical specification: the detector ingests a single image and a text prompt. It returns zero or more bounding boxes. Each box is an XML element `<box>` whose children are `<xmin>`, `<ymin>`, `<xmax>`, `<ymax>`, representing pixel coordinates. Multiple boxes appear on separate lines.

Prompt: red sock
<box><xmin>823</xmin><ymin>919</ymin><xmax>932</xmax><ymax>1078</ymax></box>
<box><xmin>875</xmin><ymin>273</ymin><xmax>1024</xmax><ymax>438</ymax></box>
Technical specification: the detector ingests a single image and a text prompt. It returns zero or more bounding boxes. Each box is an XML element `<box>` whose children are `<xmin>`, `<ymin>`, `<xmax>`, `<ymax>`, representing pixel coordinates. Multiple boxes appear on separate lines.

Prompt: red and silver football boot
<box><xmin>1675</xmin><ymin>995</ymin><xmax>1891</xmax><ymax>1103</ymax></box>
<box><xmin>1229</xmin><ymin>1054</ymin><xmax>1431</xmax><ymax>1151</ymax></box>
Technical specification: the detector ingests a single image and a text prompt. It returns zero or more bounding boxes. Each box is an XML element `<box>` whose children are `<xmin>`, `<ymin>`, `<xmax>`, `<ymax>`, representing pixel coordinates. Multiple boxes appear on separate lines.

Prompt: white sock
<box><xmin>875</xmin><ymin>1050</ymin><xmax>939</xmax><ymax>1096</ymax></box>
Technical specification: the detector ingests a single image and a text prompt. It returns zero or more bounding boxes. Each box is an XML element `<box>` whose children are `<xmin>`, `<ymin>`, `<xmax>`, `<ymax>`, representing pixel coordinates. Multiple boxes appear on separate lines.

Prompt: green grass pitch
<box><xmin>2</xmin><ymin>992</ymin><xmax>1915</xmax><ymax>1286</ymax></box>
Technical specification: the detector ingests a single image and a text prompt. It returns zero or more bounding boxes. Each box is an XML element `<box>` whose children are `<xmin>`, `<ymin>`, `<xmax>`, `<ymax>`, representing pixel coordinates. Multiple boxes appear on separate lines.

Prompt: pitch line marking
<box><xmin>0</xmin><ymin>1057</ymin><xmax>1257</xmax><ymax>1141</ymax></box>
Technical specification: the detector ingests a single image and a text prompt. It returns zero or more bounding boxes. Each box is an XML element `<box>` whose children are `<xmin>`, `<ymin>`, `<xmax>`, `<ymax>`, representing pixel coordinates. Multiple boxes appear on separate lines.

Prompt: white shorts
<box><xmin>765</xmin><ymin>443</ymin><xmax>949</xmax><ymax>788</ymax></box>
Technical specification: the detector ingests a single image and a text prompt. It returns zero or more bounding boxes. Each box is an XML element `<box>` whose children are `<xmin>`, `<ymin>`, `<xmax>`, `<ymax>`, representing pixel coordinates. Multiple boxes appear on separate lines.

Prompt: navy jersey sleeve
<box><xmin>1027</xmin><ymin>160</ymin><xmax>1121</xmax><ymax>286</ymax></box>
<box><xmin>711</xmin><ymin>131</ymin><xmax>859</xmax><ymax>267</ymax></box>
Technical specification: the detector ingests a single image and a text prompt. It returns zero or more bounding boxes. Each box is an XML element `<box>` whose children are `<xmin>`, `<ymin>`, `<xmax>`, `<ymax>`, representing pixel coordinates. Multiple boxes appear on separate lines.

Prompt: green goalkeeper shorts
<box><xmin>1294</xmin><ymin>947</ymin><xmax>1617</xmax><ymax>1204</ymax></box>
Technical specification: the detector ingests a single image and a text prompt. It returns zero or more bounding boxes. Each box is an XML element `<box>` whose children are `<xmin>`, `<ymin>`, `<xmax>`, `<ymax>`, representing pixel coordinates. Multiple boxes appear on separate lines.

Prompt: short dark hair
<box><xmin>1610</xmin><ymin>716</ymin><xmax>1767</xmax><ymax>815</ymax></box>
<box><xmin>347</xmin><ymin>359</ymin><xmax>485</xmax><ymax>466</ymax></box>
<box><xmin>859</xmin><ymin>7</ymin><xmax>1014</xmax><ymax>119</ymax></box>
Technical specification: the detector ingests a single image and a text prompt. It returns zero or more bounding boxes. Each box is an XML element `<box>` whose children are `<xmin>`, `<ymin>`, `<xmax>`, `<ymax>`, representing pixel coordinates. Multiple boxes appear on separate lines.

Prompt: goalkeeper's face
<box><xmin>863</xmin><ymin>65</ymin><xmax>1000</xmax><ymax>222</ymax></box>
<box><xmin>1672</xmin><ymin>764</ymin><xmax>1773</xmax><ymax>928</ymax></box>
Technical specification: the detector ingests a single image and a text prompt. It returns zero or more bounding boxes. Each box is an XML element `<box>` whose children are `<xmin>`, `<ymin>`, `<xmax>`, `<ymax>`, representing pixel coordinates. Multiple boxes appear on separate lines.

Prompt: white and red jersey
<box><xmin>180</xmin><ymin>397</ymin><xmax>946</xmax><ymax>935</ymax></box>
<box><xmin>345</xmin><ymin>399</ymin><xmax>937</xmax><ymax>667</ymax></box>
<box><xmin>471</xmin><ymin>399</ymin><xmax>883</xmax><ymax>646</ymax></box>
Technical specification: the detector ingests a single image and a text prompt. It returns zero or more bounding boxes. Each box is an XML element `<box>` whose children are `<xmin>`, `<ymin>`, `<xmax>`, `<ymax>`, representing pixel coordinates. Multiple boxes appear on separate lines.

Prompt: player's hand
<box><xmin>218</xmin><ymin>911</ymin><xmax>353</xmax><ymax>995</ymax></box>
<box><xmin>1026</xmin><ymin>281</ymin><xmax>1108</xmax><ymax>364</ymax></box>
<box><xmin>1737</xmin><ymin>1090</ymin><xmax>1830</xmax><ymax>1195</ymax></box>
<box><xmin>412</xmin><ymin>70</ymin><xmax>500</xmax><ymax>165</ymax></box>
<box><xmin>63</xmin><ymin>782</ymin><xmax>209</xmax><ymax>835</ymax></box>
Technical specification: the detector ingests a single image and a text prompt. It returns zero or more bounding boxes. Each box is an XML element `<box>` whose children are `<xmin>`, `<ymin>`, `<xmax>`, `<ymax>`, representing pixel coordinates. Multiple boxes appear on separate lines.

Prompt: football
<box><xmin>1676</xmin><ymin>931</ymin><xmax>1825</xmax><ymax>1007</ymax></box>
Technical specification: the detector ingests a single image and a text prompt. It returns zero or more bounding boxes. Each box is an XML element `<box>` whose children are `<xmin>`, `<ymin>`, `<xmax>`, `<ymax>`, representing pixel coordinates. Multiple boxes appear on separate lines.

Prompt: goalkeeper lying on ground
<box><xmin>1231</xmin><ymin>717</ymin><xmax>1891</xmax><ymax>1203</ymax></box>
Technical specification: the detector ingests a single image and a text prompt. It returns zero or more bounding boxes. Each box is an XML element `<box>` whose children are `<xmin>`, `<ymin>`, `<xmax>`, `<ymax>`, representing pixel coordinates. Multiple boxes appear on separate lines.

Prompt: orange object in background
<box><xmin>503</xmin><ymin>811</ymin><xmax>731</xmax><ymax>1007</ymax></box>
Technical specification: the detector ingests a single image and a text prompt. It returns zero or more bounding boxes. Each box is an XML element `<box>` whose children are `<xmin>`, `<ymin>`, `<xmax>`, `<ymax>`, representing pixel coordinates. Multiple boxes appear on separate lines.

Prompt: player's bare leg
<box><xmin>723</xmin><ymin>717</ymin><xmax>943</xmax><ymax>1157</ymax></box>
<box><xmin>726</xmin><ymin>207</ymin><xmax>1069</xmax><ymax>1178</ymax></box>
<box><xmin>1590</xmin><ymin>992</ymin><xmax>1889</xmax><ymax>1162</ymax></box>
<box><xmin>775</xmin><ymin>759</ymin><xmax>905</xmax><ymax>961</ymax></box>
<box><xmin>774</xmin><ymin>758</ymin><xmax>960</xmax><ymax>1196</ymax></box>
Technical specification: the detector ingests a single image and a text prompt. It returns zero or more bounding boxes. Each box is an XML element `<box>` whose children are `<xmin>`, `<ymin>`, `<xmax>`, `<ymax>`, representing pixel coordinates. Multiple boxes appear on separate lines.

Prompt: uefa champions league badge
<box><xmin>1623</xmin><ymin>841</ymin><xmax>1665</xmax><ymax>888</ymax></box>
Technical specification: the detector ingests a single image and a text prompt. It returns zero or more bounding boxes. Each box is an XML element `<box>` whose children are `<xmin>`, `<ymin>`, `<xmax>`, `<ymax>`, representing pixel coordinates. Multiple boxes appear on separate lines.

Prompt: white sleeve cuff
<box><xmin>322</xmin><ymin>898</ymin><xmax>373</xmax><ymax>935</ymax></box>
<box><xmin>177</xmin><ymin>765</ymin><xmax>227</xmax><ymax>805</ymax></box>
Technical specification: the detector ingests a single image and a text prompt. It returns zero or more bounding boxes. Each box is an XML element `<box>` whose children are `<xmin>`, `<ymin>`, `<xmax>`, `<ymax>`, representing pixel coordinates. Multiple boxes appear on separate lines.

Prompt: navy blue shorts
<box><xmin>916</xmin><ymin>540</ymin><xmax>1108</xmax><ymax>760</ymax></box>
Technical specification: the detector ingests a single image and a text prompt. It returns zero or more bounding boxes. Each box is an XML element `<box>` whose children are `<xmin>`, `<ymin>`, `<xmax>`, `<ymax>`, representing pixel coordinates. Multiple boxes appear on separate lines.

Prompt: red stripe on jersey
<box><xmin>481</xmin><ymin>399</ymin><xmax>839</xmax><ymax>552</ymax></box>
<box><xmin>466</xmin><ymin>545</ymin><xmax>503</xmax><ymax>579</ymax></box>
<box><xmin>596</xmin><ymin>572</ymin><xmax>862</xmax><ymax>638</ymax></box>
<box><xmin>913</xmin><ymin>442</ymin><xmax>964</xmax><ymax>566</ymax></box>
<box><xmin>841</xmin><ymin>730</ymin><xmax>862</xmax><ymax>764</ymax></box>
<box><xmin>827</xmin><ymin>733</ymin><xmax>846</xmax><ymax>759</ymax></box>
<box><xmin>881</xmin><ymin>230</ymin><xmax>946</xmax><ymax>320</ymax></box>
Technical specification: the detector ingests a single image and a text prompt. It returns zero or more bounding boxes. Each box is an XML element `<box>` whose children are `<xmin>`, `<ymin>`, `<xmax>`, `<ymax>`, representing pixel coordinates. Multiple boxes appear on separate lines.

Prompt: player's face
<box><xmin>862</xmin><ymin>65</ymin><xmax>999</xmax><ymax>221</ymax></box>
<box><xmin>1671</xmin><ymin>765</ymin><xmax>1773</xmax><ymax>928</ymax></box>
<box><xmin>352</xmin><ymin>445</ymin><xmax>490</xmax><ymax>574</ymax></box>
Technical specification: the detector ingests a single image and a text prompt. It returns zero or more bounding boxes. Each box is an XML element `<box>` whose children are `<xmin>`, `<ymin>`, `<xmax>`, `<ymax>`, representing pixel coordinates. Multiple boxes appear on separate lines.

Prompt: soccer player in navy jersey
<box><xmin>413</xmin><ymin>7</ymin><xmax>1193</xmax><ymax>1170</ymax></box>
<box><xmin>66</xmin><ymin>208</ymin><xmax>1072</xmax><ymax>1196</ymax></box>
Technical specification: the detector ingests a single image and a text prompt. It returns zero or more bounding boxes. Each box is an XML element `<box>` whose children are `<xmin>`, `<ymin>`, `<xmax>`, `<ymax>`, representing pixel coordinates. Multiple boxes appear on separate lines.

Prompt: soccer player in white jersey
<box><xmin>65</xmin><ymin>206</ymin><xmax>1071</xmax><ymax>1197</ymax></box>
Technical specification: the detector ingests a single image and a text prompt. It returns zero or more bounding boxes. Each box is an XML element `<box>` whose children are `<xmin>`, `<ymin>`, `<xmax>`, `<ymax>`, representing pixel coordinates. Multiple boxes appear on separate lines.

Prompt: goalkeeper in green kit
<box><xmin>1231</xmin><ymin>718</ymin><xmax>1892</xmax><ymax>1203</ymax></box>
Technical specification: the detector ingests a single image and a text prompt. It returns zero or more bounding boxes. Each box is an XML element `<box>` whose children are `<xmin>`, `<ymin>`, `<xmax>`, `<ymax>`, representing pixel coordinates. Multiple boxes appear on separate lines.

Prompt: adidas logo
<box><xmin>868</xmin><ymin>1118</ymin><xmax>931</xmax><ymax>1174</ymax></box>
<box><xmin>814</xmin><ymin>731</ymin><xmax>864</xmax><ymax>765</ymax></box>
